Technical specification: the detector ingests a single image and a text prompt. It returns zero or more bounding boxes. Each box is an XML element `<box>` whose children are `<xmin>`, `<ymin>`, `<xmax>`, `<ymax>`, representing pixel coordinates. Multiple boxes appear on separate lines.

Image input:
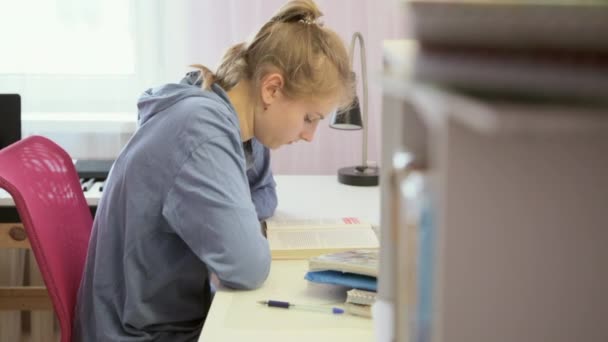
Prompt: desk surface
<box><xmin>270</xmin><ymin>175</ymin><xmax>379</xmax><ymax>225</ymax></box>
<box><xmin>200</xmin><ymin>260</ymin><xmax>374</xmax><ymax>342</ymax></box>
<box><xmin>199</xmin><ymin>175</ymin><xmax>380</xmax><ymax>341</ymax></box>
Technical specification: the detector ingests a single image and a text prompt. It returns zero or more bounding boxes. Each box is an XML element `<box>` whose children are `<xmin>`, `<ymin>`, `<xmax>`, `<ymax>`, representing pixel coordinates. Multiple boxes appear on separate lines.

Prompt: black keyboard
<box><xmin>1</xmin><ymin>160</ymin><xmax>113</xmax><ymax>221</ymax></box>
<box><xmin>76</xmin><ymin>159</ymin><xmax>114</xmax><ymax>192</ymax></box>
<box><xmin>75</xmin><ymin>159</ymin><xmax>114</xmax><ymax>179</ymax></box>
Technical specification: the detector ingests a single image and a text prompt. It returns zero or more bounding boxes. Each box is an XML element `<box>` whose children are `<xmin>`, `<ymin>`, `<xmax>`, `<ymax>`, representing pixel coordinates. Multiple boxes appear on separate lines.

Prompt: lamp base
<box><xmin>337</xmin><ymin>166</ymin><xmax>379</xmax><ymax>186</ymax></box>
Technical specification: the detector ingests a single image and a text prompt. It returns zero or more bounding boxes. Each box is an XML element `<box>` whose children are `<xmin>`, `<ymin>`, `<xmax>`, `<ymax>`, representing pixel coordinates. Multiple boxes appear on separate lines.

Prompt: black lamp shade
<box><xmin>329</xmin><ymin>96</ymin><xmax>363</xmax><ymax>130</ymax></box>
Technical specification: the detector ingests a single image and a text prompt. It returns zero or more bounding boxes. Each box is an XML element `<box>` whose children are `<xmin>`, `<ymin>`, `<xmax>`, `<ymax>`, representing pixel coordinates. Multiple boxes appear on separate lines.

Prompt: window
<box><xmin>0</xmin><ymin>0</ymin><xmax>163</xmax><ymax>114</ymax></box>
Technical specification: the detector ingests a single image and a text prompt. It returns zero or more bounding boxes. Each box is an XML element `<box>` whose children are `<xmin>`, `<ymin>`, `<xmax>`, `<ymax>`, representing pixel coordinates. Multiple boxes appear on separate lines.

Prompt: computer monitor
<box><xmin>0</xmin><ymin>94</ymin><xmax>21</xmax><ymax>149</ymax></box>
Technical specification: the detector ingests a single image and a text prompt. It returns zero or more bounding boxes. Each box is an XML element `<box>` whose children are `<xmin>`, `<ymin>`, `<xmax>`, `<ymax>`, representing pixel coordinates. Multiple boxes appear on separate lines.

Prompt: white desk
<box><xmin>199</xmin><ymin>175</ymin><xmax>380</xmax><ymax>342</ymax></box>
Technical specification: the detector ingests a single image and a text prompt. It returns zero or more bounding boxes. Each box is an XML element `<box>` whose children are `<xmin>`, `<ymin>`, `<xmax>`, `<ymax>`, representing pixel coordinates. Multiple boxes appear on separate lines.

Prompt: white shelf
<box><xmin>383</xmin><ymin>79</ymin><xmax>608</xmax><ymax>136</ymax></box>
<box><xmin>381</xmin><ymin>38</ymin><xmax>608</xmax><ymax>136</ymax></box>
<box><xmin>380</xmin><ymin>39</ymin><xmax>608</xmax><ymax>342</ymax></box>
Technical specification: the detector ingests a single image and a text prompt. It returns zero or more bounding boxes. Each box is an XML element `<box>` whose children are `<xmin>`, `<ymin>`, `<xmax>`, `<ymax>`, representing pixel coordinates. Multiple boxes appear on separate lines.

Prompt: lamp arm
<box><xmin>350</xmin><ymin>32</ymin><xmax>369</xmax><ymax>169</ymax></box>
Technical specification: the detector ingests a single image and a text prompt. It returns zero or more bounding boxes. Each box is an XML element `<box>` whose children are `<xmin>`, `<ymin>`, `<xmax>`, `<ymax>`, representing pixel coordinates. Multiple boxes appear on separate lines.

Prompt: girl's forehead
<box><xmin>305</xmin><ymin>95</ymin><xmax>340</xmax><ymax>113</ymax></box>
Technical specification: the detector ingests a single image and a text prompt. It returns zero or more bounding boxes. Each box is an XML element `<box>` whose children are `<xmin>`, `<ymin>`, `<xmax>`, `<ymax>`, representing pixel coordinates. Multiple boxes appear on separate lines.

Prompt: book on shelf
<box><xmin>264</xmin><ymin>215</ymin><xmax>379</xmax><ymax>260</ymax></box>
<box><xmin>406</xmin><ymin>0</ymin><xmax>608</xmax><ymax>105</ymax></box>
<box><xmin>413</xmin><ymin>46</ymin><xmax>608</xmax><ymax>104</ymax></box>
<box><xmin>408</xmin><ymin>0</ymin><xmax>608</xmax><ymax>52</ymax></box>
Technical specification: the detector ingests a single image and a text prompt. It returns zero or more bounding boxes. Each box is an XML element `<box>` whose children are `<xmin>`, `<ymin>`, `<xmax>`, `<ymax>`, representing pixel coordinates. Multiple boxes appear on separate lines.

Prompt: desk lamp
<box><xmin>330</xmin><ymin>32</ymin><xmax>379</xmax><ymax>186</ymax></box>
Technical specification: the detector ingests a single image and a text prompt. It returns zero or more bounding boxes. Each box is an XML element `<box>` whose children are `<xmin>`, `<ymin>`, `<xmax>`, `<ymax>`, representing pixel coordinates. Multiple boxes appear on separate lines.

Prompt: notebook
<box><xmin>304</xmin><ymin>270</ymin><xmax>377</xmax><ymax>292</ymax></box>
<box><xmin>346</xmin><ymin>288</ymin><xmax>377</xmax><ymax>306</ymax></box>
<box><xmin>345</xmin><ymin>283</ymin><xmax>377</xmax><ymax>318</ymax></box>
<box><xmin>345</xmin><ymin>302</ymin><xmax>372</xmax><ymax>318</ymax></box>
<box><xmin>344</xmin><ymin>289</ymin><xmax>376</xmax><ymax>318</ymax></box>
<box><xmin>264</xmin><ymin>215</ymin><xmax>379</xmax><ymax>260</ymax></box>
<box><xmin>308</xmin><ymin>249</ymin><xmax>379</xmax><ymax>277</ymax></box>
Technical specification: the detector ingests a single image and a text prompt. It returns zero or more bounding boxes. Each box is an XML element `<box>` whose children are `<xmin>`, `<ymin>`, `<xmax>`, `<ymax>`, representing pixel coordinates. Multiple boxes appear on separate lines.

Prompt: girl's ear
<box><xmin>260</xmin><ymin>72</ymin><xmax>285</xmax><ymax>106</ymax></box>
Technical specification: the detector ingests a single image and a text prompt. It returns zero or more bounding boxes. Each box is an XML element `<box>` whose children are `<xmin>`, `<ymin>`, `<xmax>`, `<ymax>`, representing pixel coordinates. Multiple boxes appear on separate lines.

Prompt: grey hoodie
<box><xmin>73</xmin><ymin>72</ymin><xmax>274</xmax><ymax>342</ymax></box>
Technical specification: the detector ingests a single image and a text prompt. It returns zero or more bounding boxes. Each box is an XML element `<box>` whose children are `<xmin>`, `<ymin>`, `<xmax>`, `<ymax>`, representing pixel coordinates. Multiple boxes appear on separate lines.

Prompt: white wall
<box><xmin>177</xmin><ymin>0</ymin><xmax>407</xmax><ymax>174</ymax></box>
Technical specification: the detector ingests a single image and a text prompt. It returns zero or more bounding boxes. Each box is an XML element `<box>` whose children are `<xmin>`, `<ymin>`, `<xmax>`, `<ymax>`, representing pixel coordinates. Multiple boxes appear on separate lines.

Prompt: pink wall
<box><xmin>184</xmin><ymin>0</ymin><xmax>406</xmax><ymax>174</ymax></box>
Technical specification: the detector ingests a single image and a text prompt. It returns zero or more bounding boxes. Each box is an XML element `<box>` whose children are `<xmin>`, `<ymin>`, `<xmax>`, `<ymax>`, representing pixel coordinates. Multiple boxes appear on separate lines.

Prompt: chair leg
<box><xmin>28</xmin><ymin>252</ymin><xmax>58</xmax><ymax>342</ymax></box>
<box><xmin>0</xmin><ymin>249</ymin><xmax>25</xmax><ymax>341</ymax></box>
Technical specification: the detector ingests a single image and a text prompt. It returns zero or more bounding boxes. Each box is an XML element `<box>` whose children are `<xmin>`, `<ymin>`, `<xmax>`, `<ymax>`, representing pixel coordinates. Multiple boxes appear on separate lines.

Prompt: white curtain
<box><xmin>0</xmin><ymin>0</ymin><xmax>169</xmax><ymax>113</ymax></box>
<box><xmin>0</xmin><ymin>0</ymin><xmax>407</xmax><ymax>173</ymax></box>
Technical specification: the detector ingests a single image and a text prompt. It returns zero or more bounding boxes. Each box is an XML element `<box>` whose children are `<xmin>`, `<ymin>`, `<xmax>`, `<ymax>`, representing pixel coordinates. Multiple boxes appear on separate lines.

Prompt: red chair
<box><xmin>0</xmin><ymin>136</ymin><xmax>93</xmax><ymax>342</ymax></box>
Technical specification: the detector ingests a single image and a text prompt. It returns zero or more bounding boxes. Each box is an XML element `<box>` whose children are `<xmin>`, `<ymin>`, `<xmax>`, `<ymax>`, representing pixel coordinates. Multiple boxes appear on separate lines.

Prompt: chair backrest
<box><xmin>0</xmin><ymin>136</ymin><xmax>93</xmax><ymax>342</ymax></box>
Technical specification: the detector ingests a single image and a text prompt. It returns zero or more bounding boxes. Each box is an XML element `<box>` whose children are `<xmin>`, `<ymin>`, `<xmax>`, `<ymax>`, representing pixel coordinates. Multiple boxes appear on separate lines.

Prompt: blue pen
<box><xmin>257</xmin><ymin>300</ymin><xmax>344</xmax><ymax>315</ymax></box>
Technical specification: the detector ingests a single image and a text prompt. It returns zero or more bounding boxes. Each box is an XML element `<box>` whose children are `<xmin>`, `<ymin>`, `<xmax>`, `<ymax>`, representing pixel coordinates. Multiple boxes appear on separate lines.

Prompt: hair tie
<box><xmin>298</xmin><ymin>16</ymin><xmax>316</xmax><ymax>25</ymax></box>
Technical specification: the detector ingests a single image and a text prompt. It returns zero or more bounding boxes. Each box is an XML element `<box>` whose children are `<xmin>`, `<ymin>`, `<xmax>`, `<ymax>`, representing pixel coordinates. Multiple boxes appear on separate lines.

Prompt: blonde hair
<box><xmin>191</xmin><ymin>0</ymin><xmax>355</xmax><ymax>111</ymax></box>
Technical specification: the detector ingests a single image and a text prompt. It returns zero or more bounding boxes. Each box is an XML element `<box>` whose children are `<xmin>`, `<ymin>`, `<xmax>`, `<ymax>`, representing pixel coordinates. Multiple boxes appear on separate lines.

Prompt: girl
<box><xmin>73</xmin><ymin>0</ymin><xmax>354</xmax><ymax>341</ymax></box>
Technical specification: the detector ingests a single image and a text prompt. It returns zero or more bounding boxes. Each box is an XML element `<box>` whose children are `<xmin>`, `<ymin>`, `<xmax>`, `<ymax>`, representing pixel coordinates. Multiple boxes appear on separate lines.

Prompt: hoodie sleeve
<box><xmin>162</xmin><ymin>135</ymin><xmax>271</xmax><ymax>290</ymax></box>
<box><xmin>246</xmin><ymin>139</ymin><xmax>278</xmax><ymax>221</ymax></box>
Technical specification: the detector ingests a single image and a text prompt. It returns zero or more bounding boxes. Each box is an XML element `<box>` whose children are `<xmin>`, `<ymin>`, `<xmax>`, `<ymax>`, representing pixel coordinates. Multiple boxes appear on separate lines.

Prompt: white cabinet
<box><xmin>378</xmin><ymin>40</ymin><xmax>608</xmax><ymax>342</ymax></box>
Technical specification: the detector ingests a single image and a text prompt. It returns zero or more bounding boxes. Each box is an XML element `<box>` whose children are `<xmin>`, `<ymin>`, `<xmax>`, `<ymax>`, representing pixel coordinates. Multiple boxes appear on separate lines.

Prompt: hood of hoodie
<box><xmin>136</xmin><ymin>71</ymin><xmax>232</xmax><ymax>126</ymax></box>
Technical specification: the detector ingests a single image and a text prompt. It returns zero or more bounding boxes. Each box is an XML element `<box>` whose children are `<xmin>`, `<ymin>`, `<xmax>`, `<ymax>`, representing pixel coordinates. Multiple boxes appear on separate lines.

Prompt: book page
<box><xmin>267</xmin><ymin>227</ymin><xmax>378</xmax><ymax>250</ymax></box>
<box><xmin>266</xmin><ymin>215</ymin><xmax>371</xmax><ymax>230</ymax></box>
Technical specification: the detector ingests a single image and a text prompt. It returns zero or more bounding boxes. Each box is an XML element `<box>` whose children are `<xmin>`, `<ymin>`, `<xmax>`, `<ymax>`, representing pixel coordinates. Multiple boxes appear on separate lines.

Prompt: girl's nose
<box><xmin>299</xmin><ymin>127</ymin><xmax>316</xmax><ymax>142</ymax></box>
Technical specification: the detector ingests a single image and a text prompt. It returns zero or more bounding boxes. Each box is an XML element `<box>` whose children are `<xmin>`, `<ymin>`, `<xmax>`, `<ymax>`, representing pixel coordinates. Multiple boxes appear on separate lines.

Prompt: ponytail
<box><xmin>190</xmin><ymin>42</ymin><xmax>247</xmax><ymax>91</ymax></box>
<box><xmin>214</xmin><ymin>42</ymin><xmax>248</xmax><ymax>91</ymax></box>
<box><xmin>188</xmin><ymin>64</ymin><xmax>215</xmax><ymax>90</ymax></box>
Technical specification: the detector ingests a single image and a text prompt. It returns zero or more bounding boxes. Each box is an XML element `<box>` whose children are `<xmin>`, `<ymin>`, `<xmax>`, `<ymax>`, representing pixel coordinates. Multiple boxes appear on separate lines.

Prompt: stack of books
<box><xmin>304</xmin><ymin>249</ymin><xmax>379</xmax><ymax>318</ymax></box>
<box><xmin>346</xmin><ymin>288</ymin><xmax>377</xmax><ymax>318</ymax></box>
<box><xmin>408</xmin><ymin>0</ymin><xmax>608</xmax><ymax>105</ymax></box>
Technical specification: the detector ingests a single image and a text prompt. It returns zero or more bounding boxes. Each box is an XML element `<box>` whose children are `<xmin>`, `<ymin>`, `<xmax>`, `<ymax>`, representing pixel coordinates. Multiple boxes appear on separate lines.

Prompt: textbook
<box><xmin>264</xmin><ymin>216</ymin><xmax>379</xmax><ymax>260</ymax></box>
<box><xmin>308</xmin><ymin>249</ymin><xmax>379</xmax><ymax>277</ymax></box>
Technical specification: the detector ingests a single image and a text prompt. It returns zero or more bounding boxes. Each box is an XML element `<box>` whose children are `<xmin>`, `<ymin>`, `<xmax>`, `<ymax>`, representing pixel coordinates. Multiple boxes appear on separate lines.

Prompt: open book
<box><xmin>264</xmin><ymin>216</ymin><xmax>379</xmax><ymax>260</ymax></box>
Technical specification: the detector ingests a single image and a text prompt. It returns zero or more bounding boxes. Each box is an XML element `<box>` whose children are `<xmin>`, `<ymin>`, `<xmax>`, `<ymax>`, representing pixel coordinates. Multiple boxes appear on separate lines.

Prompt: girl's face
<box><xmin>254</xmin><ymin>83</ymin><xmax>339</xmax><ymax>150</ymax></box>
